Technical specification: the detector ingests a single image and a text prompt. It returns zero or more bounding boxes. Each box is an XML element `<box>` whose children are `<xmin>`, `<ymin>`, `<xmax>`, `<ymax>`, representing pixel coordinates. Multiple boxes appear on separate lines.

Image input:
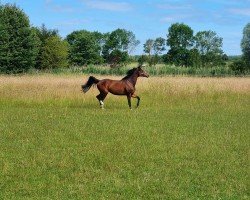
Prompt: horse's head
<box><xmin>137</xmin><ymin>66</ymin><xmax>149</xmax><ymax>78</ymax></box>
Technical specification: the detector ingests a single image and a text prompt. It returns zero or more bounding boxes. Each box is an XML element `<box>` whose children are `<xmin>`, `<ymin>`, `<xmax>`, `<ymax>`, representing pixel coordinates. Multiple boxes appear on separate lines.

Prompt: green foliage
<box><xmin>108</xmin><ymin>49</ymin><xmax>129</xmax><ymax>68</ymax></box>
<box><xmin>33</xmin><ymin>24</ymin><xmax>58</xmax><ymax>69</ymax></box>
<box><xmin>153</xmin><ymin>37</ymin><xmax>166</xmax><ymax>55</ymax></box>
<box><xmin>187</xmin><ymin>48</ymin><xmax>202</xmax><ymax>68</ymax></box>
<box><xmin>143</xmin><ymin>39</ymin><xmax>154</xmax><ymax>56</ymax></box>
<box><xmin>222</xmin><ymin>53</ymin><xmax>229</xmax><ymax>61</ymax></box>
<box><xmin>165</xmin><ymin>25</ymin><xmax>226</xmax><ymax>68</ymax></box>
<box><xmin>104</xmin><ymin>28</ymin><xmax>139</xmax><ymax>53</ymax></box>
<box><xmin>229</xmin><ymin>59</ymin><xmax>249</xmax><ymax>75</ymax></box>
<box><xmin>166</xmin><ymin>48</ymin><xmax>191</xmax><ymax>66</ymax></box>
<box><xmin>194</xmin><ymin>31</ymin><xmax>224</xmax><ymax>67</ymax></box>
<box><xmin>32</xmin><ymin>64</ymin><xmax>237</xmax><ymax>77</ymax></box>
<box><xmin>167</xmin><ymin>23</ymin><xmax>194</xmax><ymax>49</ymax></box>
<box><xmin>138</xmin><ymin>55</ymin><xmax>148</xmax><ymax>66</ymax></box>
<box><xmin>166</xmin><ymin>23</ymin><xmax>194</xmax><ymax>67</ymax></box>
<box><xmin>229</xmin><ymin>23</ymin><xmax>250</xmax><ymax>75</ymax></box>
<box><xmin>0</xmin><ymin>4</ymin><xmax>40</xmax><ymax>73</ymax></box>
<box><xmin>66</xmin><ymin>30</ymin><xmax>104</xmax><ymax>66</ymax></box>
<box><xmin>195</xmin><ymin>31</ymin><xmax>223</xmax><ymax>55</ymax></box>
<box><xmin>0</xmin><ymin>3</ymin><xmax>247</xmax><ymax>74</ymax></box>
<box><xmin>40</xmin><ymin>36</ymin><xmax>68</xmax><ymax>69</ymax></box>
<box><xmin>241</xmin><ymin>23</ymin><xmax>250</xmax><ymax>65</ymax></box>
<box><xmin>102</xmin><ymin>29</ymin><xmax>139</xmax><ymax>66</ymax></box>
<box><xmin>34</xmin><ymin>24</ymin><xmax>58</xmax><ymax>43</ymax></box>
<box><xmin>143</xmin><ymin>37</ymin><xmax>166</xmax><ymax>66</ymax></box>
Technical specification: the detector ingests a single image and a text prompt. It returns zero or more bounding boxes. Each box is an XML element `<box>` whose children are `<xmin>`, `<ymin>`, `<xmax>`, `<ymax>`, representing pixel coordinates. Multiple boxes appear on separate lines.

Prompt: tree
<box><xmin>230</xmin><ymin>23</ymin><xmax>250</xmax><ymax>74</ymax></box>
<box><xmin>103</xmin><ymin>28</ymin><xmax>139</xmax><ymax>66</ymax></box>
<box><xmin>0</xmin><ymin>4</ymin><xmax>40</xmax><ymax>73</ymax></box>
<box><xmin>33</xmin><ymin>24</ymin><xmax>58</xmax><ymax>69</ymax></box>
<box><xmin>187</xmin><ymin>48</ymin><xmax>202</xmax><ymax>68</ymax></box>
<box><xmin>66</xmin><ymin>30</ymin><xmax>103</xmax><ymax>65</ymax></box>
<box><xmin>104</xmin><ymin>29</ymin><xmax>139</xmax><ymax>53</ymax></box>
<box><xmin>153</xmin><ymin>37</ymin><xmax>166</xmax><ymax>55</ymax></box>
<box><xmin>152</xmin><ymin>37</ymin><xmax>166</xmax><ymax>65</ymax></box>
<box><xmin>194</xmin><ymin>30</ymin><xmax>223</xmax><ymax>66</ymax></box>
<box><xmin>92</xmin><ymin>31</ymin><xmax>109</xmax><ymax>57</ymax></box>
<box><xmin>167</xmin><ymin>23</ymin><xmax>193</xmax><ymax>50</ymax></box>
<box><xmin>40</xmin><ymin>35</ymin><xmax>68</xmax><ymax>69</ymax></box>
<box><xmin>108</xmin><ymin>50</ymin><xmax>129</xmax><ymax>68</ymax></box>
<box><xmin>34</xmin><ymin>24</ymin><xmax>58</xmax><ymax>43</ymax></box>
<box><xmin>143</xmin><ymin>39</ymin><xmax>154</xmax><ymax>56</ymax></box>
<box><xmin>241</xmin><ymin>23</ymin><xmax>250</xmax><ymax>66</ymax></box>
<box><xmin>166</xmin><ymin>23</ymin><xmax>194</xmax><ymax>66</ymax></box>
<box><xmin>166</xmin><ymin>48</ymin><xmax>190</xmax><ymax>66</ymax></box>
<box><xmin>143</xmin><ymin>37</ymin><xmax>166</xmax><ymax>66</ymax></box>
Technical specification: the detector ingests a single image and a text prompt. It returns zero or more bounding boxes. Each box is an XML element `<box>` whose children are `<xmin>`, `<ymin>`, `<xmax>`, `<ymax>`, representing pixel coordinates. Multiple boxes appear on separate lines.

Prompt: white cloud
<box><xmin>45</xmin><ymin>0</ymin><xmax>74</xmax><ymax>12</ymax></box>
<box><xmin>83</xmin><ymin>0</ymin><xmax>133</xmax><ymax>12</ymax></box>
<box><xmin>160</xmin><ymin>14</ymin><xmax>191</xmax><ymax>23</ymax></box>
<box><xmin>157</xmin><ymin>3</ymin><xmax>192</xmax><ymax>10</ymax></box>
<box><xmin>228</xmin><ymin>8</ymin><xmax>250</xmax><ymax>16</ymax></box>
<box><xmin>160</xmin><ymin>17</ymin><xmax>175</xmax><ymax>23</ymax></box>
<box><xmin>56</xmin><ymin>19</ymin><xmax>89</xmax><ymax>26</ymax></box>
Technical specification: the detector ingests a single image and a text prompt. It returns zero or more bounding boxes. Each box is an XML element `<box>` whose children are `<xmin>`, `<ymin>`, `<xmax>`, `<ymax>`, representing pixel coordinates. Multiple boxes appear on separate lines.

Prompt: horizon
<box><xmin>1</xmin><ymin>0</ymin><xmax>250</xmax><ymax>56</ymax></box>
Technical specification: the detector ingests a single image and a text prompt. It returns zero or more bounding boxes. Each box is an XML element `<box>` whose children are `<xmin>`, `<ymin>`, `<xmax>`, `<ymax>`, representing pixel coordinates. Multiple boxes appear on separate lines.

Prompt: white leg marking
<box><xmin>100</xmin><ymin>100</ymin><xmax>104</xmax><ymax>109</ymax></box>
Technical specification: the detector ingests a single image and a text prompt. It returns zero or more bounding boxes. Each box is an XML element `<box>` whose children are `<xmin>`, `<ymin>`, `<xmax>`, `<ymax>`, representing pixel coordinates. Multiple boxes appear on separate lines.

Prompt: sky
<box><xmin>1</xmin><ymin>0</ymin><xmax>250</xmax><ymax>55</ymax></box>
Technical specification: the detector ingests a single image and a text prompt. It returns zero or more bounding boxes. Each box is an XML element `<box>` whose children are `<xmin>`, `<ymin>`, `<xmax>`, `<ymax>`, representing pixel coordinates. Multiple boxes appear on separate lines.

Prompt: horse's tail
<box><xmin>82</xmin><ymin>76</ymin><xmax>100</xmax><ymax>93</ymax></box>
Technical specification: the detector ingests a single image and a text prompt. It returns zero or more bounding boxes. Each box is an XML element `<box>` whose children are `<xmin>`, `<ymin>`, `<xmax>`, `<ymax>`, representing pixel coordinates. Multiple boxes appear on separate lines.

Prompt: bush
<box><xmin>230</xmin><ymin>60</ymin><xmax>249</xmax><ymax>75</ymax></box>
<box><xmin>108</xmin><ymin>50</ymin><xmax>129</xmax><ymax>68</ymax></box>
<box><xmin>40</xmin><ymin>36</ymin><xmax>68</xmax><ymax>69</ymax></box>
<box><xmin>138</xmin><ymin>55</ymin><xmax>148</xmax><ymax>66</ymax></box>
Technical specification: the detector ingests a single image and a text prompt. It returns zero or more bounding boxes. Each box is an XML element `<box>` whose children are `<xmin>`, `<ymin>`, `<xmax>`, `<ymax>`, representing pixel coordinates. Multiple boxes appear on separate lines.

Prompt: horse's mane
<box><xmin>122</xmin><ymin>68</ymin><xmax>137</xmax><ymax>80</ymax></box>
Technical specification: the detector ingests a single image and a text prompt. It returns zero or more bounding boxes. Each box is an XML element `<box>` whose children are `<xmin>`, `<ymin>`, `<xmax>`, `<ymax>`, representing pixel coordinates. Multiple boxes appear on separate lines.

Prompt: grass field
<box><xmin>0</xmin><ymin>75</ymin><xmax>249</xmax><ymax>199</ymax></box>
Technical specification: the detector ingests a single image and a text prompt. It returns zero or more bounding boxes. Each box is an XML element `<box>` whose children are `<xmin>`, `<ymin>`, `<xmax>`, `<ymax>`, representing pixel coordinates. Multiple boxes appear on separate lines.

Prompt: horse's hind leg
<box><xmin>96</xmin><ymin>92</ymin><xmax>107</xmax><ymax>109</ymax></box>
<box><xmin>132</xmin><ymin>93</ymin><xmax>140</xmax><ymax>108</ymax></box>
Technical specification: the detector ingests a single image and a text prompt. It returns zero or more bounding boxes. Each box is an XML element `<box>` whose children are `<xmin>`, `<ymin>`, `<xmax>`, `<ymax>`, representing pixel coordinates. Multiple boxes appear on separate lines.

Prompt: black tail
<box><xmin>82</xmin><ymin>76</ymin><xmax>99</xmax><ymax>93</ymax></box>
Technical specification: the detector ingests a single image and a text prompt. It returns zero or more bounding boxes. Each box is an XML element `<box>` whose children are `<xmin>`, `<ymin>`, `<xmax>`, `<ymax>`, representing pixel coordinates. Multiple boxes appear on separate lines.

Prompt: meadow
<box><xmin>0</xmin><ymin>74</ymin><xmax>249</xmax><ymax>199</ymax></box>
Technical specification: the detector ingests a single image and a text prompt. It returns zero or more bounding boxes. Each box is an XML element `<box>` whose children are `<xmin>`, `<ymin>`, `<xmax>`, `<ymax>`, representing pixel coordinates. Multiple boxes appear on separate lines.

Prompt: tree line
<box><xmin>142</xmin><ymin>24</ymin><xmax>227</xmax><ymax>68</ymax></box>
<box><xmin>0</xmin><ymin>4</ymin><xmax>249</xmax><ymax>74</ymax></box>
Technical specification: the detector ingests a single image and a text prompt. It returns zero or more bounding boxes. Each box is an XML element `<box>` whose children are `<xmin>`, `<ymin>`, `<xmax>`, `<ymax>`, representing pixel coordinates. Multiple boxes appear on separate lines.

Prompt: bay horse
<box><xmin>81</xmin><ymin>66</ymin><xmax>149</xmax><ymax>109</ymax></box>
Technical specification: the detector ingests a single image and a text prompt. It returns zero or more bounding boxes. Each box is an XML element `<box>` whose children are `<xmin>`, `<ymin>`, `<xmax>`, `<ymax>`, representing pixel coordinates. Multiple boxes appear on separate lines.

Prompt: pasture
<box><xmin>0</xmin><ymin>75</ymin><xmax>249</xmax><ymax>199</ymax></box>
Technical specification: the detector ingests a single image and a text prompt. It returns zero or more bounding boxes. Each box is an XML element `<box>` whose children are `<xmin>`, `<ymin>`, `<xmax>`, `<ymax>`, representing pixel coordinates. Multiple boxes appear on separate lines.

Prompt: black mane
<box><xmin>122</xmin><ymin>68</ymin><xmax>137</xmax><ymax>80</ymax></box>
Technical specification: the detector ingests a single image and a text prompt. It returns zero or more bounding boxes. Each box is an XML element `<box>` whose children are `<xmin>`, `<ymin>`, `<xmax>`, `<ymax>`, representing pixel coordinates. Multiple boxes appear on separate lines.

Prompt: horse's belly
<box><xmin>108</xmin><ymin>88</ymin><xmax>126</xmax><ymax>95</ymax></box>
<box><xmin>107</xmin><ymin>82</ymin><xmax>127</xmax><ymax>95</ymax></box>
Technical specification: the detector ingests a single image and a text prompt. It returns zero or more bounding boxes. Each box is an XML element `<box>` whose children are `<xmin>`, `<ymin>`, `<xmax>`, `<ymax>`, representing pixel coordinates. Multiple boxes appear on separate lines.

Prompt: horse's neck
<box><xmin>128</xmin><ymin>73</ymin><xmax>138</xmax><ymax>86</ymax></box>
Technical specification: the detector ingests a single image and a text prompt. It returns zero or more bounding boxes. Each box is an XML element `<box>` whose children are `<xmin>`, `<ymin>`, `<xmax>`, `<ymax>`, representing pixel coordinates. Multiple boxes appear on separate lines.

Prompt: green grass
<box><xmin>0</xmin><ymin>75</ymin><xmax>249</xmax><ymax>199</ymax></box>
<box><xmin>26</xmin><ymin>63</ymin><xmax>244</xmax><ymax>77</ymax></box>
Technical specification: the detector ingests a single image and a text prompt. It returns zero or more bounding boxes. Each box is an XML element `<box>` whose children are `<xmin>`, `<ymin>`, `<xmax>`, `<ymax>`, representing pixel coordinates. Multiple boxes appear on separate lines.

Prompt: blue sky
<box><xmin>1</xmin><ymin>0</ymin><xmax>250</xmax><ymax>55</ymax></box>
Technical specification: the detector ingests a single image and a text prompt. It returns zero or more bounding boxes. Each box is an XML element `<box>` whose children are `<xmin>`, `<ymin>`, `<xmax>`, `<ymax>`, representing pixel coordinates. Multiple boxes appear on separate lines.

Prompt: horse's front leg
<box><xmin>126</xmin><ymin>94</ymin><xmax>132</xmax><ymax>110</ymax></box>
<box><xmin>132</xmin><ymin>93</ymin><xmax>140</xmax><ymax>108</ymax></box>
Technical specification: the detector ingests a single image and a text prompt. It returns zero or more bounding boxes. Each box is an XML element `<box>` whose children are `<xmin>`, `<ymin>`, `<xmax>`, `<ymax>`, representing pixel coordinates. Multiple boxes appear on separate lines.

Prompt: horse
<box><xmin>81</xmin><ymin>66</ymin><xmax>149</xmax><ymax>109</ymax></box>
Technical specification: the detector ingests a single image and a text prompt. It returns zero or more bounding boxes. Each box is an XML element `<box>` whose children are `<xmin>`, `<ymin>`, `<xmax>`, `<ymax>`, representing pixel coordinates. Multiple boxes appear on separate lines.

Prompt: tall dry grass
<box><xmin>0</xmin><ymin>75</ymin><xmax>249</xmax><ymax>102</ymax></box>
